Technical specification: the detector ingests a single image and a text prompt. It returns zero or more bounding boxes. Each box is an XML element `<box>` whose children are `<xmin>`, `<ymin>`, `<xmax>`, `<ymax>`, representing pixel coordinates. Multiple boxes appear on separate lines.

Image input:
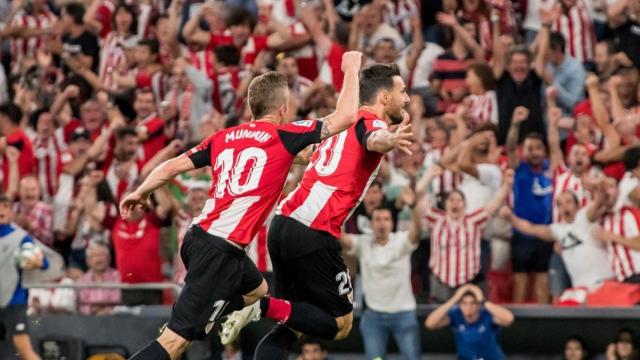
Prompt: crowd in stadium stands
<box><xmin>0</xmin><ymin>0</ymin><xmax>639</xmax><ymax>320</ymax></box>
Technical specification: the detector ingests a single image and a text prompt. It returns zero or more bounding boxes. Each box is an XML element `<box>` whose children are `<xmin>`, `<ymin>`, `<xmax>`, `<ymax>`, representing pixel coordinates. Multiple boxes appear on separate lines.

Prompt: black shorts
<box><xmin>167</xmin><ymin>226</ymin><xmax>263</xmax><ymax>341</ymax></box>
<box><xmin>0</xmin><ymin>304</ymin><xmax>29</xmax><ymax>339</ymax></box>
<box><xmin>268</xmin><ymin>215</ymin><xmax>353</xmax><ymax>317</ymax></box>
<box><xmin>511</xmin><ymin>233</ymin><xmax>553</xmax><ymax>273</ymax></box>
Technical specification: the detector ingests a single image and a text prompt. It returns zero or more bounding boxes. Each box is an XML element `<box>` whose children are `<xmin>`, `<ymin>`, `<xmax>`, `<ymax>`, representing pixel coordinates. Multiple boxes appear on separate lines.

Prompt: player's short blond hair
<box><xmin>247</xmin><ymin>71</ymin><xmax>288</xmax><ymax>119</ymax></box>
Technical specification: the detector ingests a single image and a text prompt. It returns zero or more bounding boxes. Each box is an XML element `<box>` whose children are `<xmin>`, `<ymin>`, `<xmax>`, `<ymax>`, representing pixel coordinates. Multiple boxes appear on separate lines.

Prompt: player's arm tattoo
<box><xmin>320</xmin><ymin>119</ymin><xmax>332</xmax><ymax>140</ymax></box>
<box><xmin>366</xmin><ymin>129</ymin><xmax>396</xmax><ymax>153</ymax></box>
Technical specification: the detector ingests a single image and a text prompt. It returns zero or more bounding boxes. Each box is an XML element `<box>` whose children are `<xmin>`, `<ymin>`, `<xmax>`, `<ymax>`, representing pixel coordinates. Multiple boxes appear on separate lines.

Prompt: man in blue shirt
<box><xmin>505</xmin><ymin>106</ymin><xmax>554</xmax><ymax>304</ymax></box>
<box><xmin>0</xmin><ymin>194</ymin><xmax>48</xmax><ymax>360</ymax></box>
<box><xmin>544</xmin><ymin>32</ymin><xmax>586</xmax><ymax>116</ymax></box>
<box><xmin>426</xmin><ymin>284</ymin><xmax>514</xmax><ymax>360</ymax></box>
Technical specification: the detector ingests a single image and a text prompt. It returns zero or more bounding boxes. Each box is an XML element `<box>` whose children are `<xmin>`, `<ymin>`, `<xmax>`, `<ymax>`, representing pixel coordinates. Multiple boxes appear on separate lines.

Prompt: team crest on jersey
<box><xmin>372</xmin><ymin>119</ymin><xmax>387</xmax><ymax>129</ymax></box>
<box><xmin>293</xmin><ymin>120</ymin><xmax>314</xmax><ymax>127</ymax></box>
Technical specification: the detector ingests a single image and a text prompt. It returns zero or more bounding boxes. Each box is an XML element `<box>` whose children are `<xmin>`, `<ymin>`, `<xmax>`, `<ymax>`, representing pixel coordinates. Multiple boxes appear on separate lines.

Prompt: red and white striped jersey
<box><xmin>552</xmin><ymin>166</ymin><xmax>590</xmax><ymax>222</ymax></box>
<box><xmin>98</xmin><ymin>32</ymin><xmax>129</xmax><ymax>91</ymax></box>
<box><xmin>32</xmin><ymin>132</ymin><xmax>66</xmax><ymax>202</ymax></box>
<box><xmin>135</xmin><ymin>70</ymin><xmax>171</xmax><ymax>105</ymax></box>
<box><xmin>425</xmin><ymin>207</ymin><xmax>489</xmax><ymax>287</ymax></box>
<box><xmin>187</xmin><ymin>119</ymin><xmax>324</xmax><ymax>246</ymax></box>
<box><xmin>9</xmin><ymin>10</ymin><xmax>58</xmax><ymax>74</ymax></box>
<box><xmin>186</xmin><ymin>47</ymin><xmax>216</xmax><ymax>78</ymax></box>
<box><xmin>247</xmin><ymin>217</ymin><xmax>272</xmax><ymax>272</ymax></box>
<box><xmin>384</xmin><ymin>0</ymin><xmax>420</xmax><ymax>38</ymax></box>
<box><xmin>601</xmin><ymin>207</ymin><xmax>640</xmax><ymax>281</ymax></box>
<box><xmin>552</xmin><ymin>1</ymin><xmax>596</xmax><ymax>63</ymax></box>
<box><xmin>465</xmin><ymin>90</ymin><xmax>498</xmax><ymax>130</ymax></box>
<box><xmin>277</xmin><ymin>110</ymin><xmax>387</xmax><ymax>238</ymax></box>
<box><xmin>422</xmin><ymin>146</ymin><xmax>461</xmax><ymax>195</ymax></box>
<box><xmin>135</xmin><ymin>113</ymin><xmax>167</xmax><ymax>164</ymax></box>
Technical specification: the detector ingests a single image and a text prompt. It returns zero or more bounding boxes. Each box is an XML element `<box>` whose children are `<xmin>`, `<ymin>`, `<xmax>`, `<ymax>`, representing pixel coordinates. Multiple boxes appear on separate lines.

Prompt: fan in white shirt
<box><xmin>501</xmin><ymin>189</ymin><xmax>614</xmax><ymax>290</ymax></box>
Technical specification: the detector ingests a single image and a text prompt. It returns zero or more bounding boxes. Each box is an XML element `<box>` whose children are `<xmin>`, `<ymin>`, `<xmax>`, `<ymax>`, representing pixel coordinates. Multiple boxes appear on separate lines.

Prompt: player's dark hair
<box><xmin>0</xmin><ymin>102</ymin><xmax>23</xmax><ymax>125</ymax></box>
<box><xmin>247</xmin><ymin>71</ymin><xmax>288</xmax><ymax>118</ymax></box>
<box><xmin>112</xmin><ymin>3</ymin><xmax>138</xmax><ymax>35</ymax></box>
<box><xmin>359</xmin><ymin>64</ymin><xmax>401</xmax><ymax>105</ymax></box>
<box><xmin>138</xmin><ymin>38</ymin><xmax>159</xmax><ymax>55</ymax></box>
<box><xmin>550</xmin><ymin>31</ymin><xmax>566</xmax><ymax>54</ymax></box>
<box><xmin>623</xmin><ymin>146</ymin><xmax>640</xmax><ymax>171</ymax></box>
<box><xmin>226</xmin><ymin>6</ymin><xmax>256</xmax><ymax>30</ymax></box>
<box><xmin>214</xmin><ymin>45</ymin><xmax>241</xmax><ymax>67</ymax></box>
<box><xmin>64</xmin><ymin>2</ymin><xmax>85</xmax><ymax>25</ymax></box>
<box><xmin>115</xmin><ymin>127</ymin><xmax>138</xmax><ymax>141</ymax></box>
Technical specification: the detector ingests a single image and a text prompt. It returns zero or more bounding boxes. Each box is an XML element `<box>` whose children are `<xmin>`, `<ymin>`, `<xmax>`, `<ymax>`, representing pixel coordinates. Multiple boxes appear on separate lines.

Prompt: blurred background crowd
<box><xmin>0</xmin><ymin>0</ymin><xmax>640</xmax><ymax>332</ymax></box>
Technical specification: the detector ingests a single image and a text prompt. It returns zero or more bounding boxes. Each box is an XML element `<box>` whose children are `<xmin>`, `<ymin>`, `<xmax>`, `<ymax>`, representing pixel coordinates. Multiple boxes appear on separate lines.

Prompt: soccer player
<box><xmin>120</xmin><ymin>51</ymin><xmax>363</xmax><ymax>360</ymax></box>
<box><xmin>221</xmin><ymin>63</ymin><xmax>413</xmax><ymax>358</ymax></box>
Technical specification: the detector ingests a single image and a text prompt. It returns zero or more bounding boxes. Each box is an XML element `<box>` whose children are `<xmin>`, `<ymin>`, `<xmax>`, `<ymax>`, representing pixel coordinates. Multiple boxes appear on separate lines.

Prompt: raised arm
<box><xmin>587</xmin><ymin>74</ymin><xmax>619</xmax><ymax>147</ymax></box>
<box><xmin>404</xmin><ymin>15</ymin><xmax>425</xmax><ymax>73</ymax></box>
<box><xmin>339</xmin><ymin>233</ymin><xmax>354</xmax><ymax>251</ymax></box>
<box><xmin>491</xmin><ymin>9</ymin><xmax>506</xmax><ymax>78</ymax></box>
<box><xmin>457</xmin><ymin>132</ymin><xmax>491</xmax><ymax>178</ymax></box>
<box><xmin>181</xmin><ymin>5</ymin><xmax>212</xmax><ymax>46</ymax></box>
<box><xmin>501</xmin><ymin>206</ymin><xmax>555</xmax><ymax>241</ymax></box>
<box><xmin>436</xmin><ymin>12</ymin><xmax>485</xmax><ymax>60</ymax></box>
<box><xmin>546</xmin><ymin>89</ymin><xmax>565</xmax><ymax>170</ymax></box>
<box><xmin>83</xmin><ymin>0</ymin><xmax>104</xmax><ymax>35</ymax></box>
<box><xmin>607</xmin><ymin>0</ymin><xmax>629</xmax><ymax>28</ymax></box>
<box><xmin>298</xmin><ymin>5</ymin><xmax>332</xmax><ymax>57</ymax></box>
<box><xmin>426</xmin><ymin>284</ymin><xmax>472</xmax><ymax>330</ymax></box>
<box><xmin>485</xmin><ymin>169</ymin><xmax>514</xmax><ymax>215</ymax></box>
<box><xmin>408</xmin><ymin>198</ymin><xmax>425</xmax><ymax>245</ymax></box>
<box><xmin>415</xmin><ymin>163</ymin><xmax>443</xmax><ymax>199</ymax></box>
<box><xmin>535</xmin><ymin>6</ymin><xmax>556</xmax><ymax>80</ymax></box>
<box><xmin>319</xmin><ymin>51</ymin><xmax>362</xmax><ymax>139</ymax></box>
<box><xmin>608</xmin><ymin>75</ymin><xmax>627</xmax><ymax>123</ymax></box>
<box><xmin>506</xmin><ymin>106</ymin><xmax>529</xmax><ymax>169</ymax></box>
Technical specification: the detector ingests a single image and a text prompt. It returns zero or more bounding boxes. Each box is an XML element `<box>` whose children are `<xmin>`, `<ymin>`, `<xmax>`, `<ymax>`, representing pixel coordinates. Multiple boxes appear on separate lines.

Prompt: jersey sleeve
<box><xmin>277</xmin><ymin>119</ymin><xmax>323</xmax><ymax>155</ymax></box>
<box><xmin>355</xmin><ymin>117</ymin><xmax>389</xmax><ymax>149</ymax></box>
<box><xmin>141</xmin><ymin>118</ymin><xmax>165</xmax><ymax>137</ymax></box>
<box><xmin>186</xmin><ymin>134</ymin><xmax>214</xmax><ymax>168</ymax></box>
<box><xmin>135</xmin><ymin>72</ymin><xmax>152</xmax><ymax>88</ymax></box>
<box><xmin>623</xmin><ymin>209</ymin><xmax>640</xmax><ymax>238</ymax></box>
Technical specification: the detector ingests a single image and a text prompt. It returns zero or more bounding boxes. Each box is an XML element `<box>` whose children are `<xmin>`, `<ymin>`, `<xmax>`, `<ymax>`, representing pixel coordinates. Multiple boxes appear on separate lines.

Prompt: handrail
<box><xmin>23</xmin><ymin>282</ymin><xmax>183</xmax><ymax>297</ymax></box>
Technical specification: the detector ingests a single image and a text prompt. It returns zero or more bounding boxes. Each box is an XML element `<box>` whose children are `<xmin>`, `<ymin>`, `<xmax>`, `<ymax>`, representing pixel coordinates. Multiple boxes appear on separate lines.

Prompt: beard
<box><xmin>389</xmin><ymin>111</ymin><xmax>403</xmax><ymax>124</ymax></box>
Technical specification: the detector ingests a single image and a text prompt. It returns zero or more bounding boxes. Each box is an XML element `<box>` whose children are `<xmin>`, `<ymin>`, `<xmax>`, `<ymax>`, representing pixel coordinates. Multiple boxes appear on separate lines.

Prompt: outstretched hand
<box><xmin>119</xmin><ymin>191</ymin><xmax>150</xmax><ymax>220</ymax></box>
<box><xmin>392</xmin><ymin>112</ymin><xmax>414</xmax><ymax>155</ymax></box>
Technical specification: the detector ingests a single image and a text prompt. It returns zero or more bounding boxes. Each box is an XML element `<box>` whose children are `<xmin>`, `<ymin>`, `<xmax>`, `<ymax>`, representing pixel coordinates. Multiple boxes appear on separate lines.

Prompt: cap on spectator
<box><xmin>119</xmin><ymin>35</ymin><xmax>141</xmax><ymax>49</ymax></box>
<box><xmin>71</xmin><ymin>127</ymin><xmax>91</xmax><ymax>142</ymax></box>
<box><xmin>572</xmin><ymin>100</ymin><xmax>593</xmax><ymax>120</ymax></box>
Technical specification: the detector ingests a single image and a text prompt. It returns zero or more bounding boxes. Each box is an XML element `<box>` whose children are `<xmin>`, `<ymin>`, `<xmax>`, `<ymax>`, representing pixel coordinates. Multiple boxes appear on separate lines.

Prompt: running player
<box><xmin>221</xmin><ymin>63</ymin><xmax>413</xmax><ymax>358</ymax></box>
<box><xmin>120</xmin><ymin>51</ymin><xmax>363</xmax><ymax>360</ymax></box>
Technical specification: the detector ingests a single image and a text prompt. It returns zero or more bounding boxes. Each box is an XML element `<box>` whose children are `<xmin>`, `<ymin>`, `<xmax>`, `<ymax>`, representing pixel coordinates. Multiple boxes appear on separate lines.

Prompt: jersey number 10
<box><xmin>214</xmin><ymin>147</ymin><xmax>267</xmax><ymax>197</ymax></box>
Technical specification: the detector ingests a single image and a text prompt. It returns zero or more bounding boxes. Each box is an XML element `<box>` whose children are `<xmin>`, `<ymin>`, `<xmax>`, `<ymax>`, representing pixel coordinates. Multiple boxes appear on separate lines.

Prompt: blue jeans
<box><xmin>359</xmin><ymin>309</ymin><xmax>421</xmax><ymax>360</ymax></box>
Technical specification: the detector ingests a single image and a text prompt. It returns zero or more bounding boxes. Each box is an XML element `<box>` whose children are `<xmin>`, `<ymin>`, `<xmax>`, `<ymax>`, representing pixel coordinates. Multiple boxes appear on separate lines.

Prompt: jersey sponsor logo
<box><xmin>292</xmin><ymin>120</ymin><xmax>314</xmax><ymax>127</ymax></box>
<box><xmin>225</xmin><ymin>129</ymin><xmax>272</xmax><ymax>143</ymax></box>
<box><xmin>532</xmin><ymin>177</ymin><xmax>554</xmax><ymax>196</ymax></box>
<box><xmin>372</xmin><ymin>119</ymin><xmax>387</xmax><ymax>129</ymax></box>
<box><xmin>561</xmin><ymin>232</ymin><xmax>584</xmax><ymax>250</ymax></box>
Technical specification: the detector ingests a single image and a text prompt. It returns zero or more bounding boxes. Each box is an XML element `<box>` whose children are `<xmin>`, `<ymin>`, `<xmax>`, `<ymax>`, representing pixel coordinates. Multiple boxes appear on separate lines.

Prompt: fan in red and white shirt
<box><xmin>595</xmin><ymin>176</ymin><xmax>640</xmax><ymax>283</ymax></box>
<box><xmin>28</xmin><ymin>110</ymin><xmax>66</xmax><ymax>203</ymax></box>
<box><xmin>275</xmin><ymin>53</ymin><xmax>313</xmax><ymax>102</ymax></box>
<box><xmin>551</xmin><ymin>0</ymin><xmax>596</xmax><ymax>63</ymax></box>
<box><xmin>548</xmin><ymin>104</ymin><xmax>592</xmax><ymax>222</ymax></box>
<box><xmin>7</xmin><ymin>0</ymin><xmax>57</xmax><ymax>74</ymax></box>
<box><xmin>183</xmin><ymin>6</ymin><xmax>290</xmax><ymax>69</ymax></box>
<box><xmin>424</xmin><ymin>169</ymin><xmax>512</xmax><ymax>301</ymax></box>
<box><xmin>112</xmin><ymin>39</ymin><xmax>169</xmax><ymax>102</ymax></box>
<box><xmin>97</xmin><ymin>3</ymin><xmax>139</xmax><ymax>91</ymax></box>
<box><xmin>83</xmin><ymin>0</ymin><xmax>117</xmax><ymax>39</ymax></box>
<box><xmin>419</xmin><ymin>121</ymin><xmax>462</xmax><ymax>199</ymax></box>
<box><xmin>132</xmin><ymin>89</ymin><xmax>168</xmax><ymax>164</ymax></box>
<box><xmin>383</xmin><ymin>0</ymin><xmax>420</xmax><ymax>38</ymax></box>
<box><xmin>462</xmin><ymin>62</ymin><xmax>498</xmax><ymax>130</ymax></box>
<box><xmin>100</xmin><ymin>127</ymin><xmax>145</xmax><ymax>205</ymax></box>
<box><xmin>207</xmin><ymin>46</ymin><xmax>248</xmax><ymax>121</ymax></box>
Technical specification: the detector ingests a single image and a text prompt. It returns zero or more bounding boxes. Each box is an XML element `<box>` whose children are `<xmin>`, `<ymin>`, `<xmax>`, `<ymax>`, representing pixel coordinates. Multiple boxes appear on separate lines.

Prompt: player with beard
<box><xmin>220</xmin><ymin>64</ymin><xmax>413</xmax><ymax>357</ymax></box>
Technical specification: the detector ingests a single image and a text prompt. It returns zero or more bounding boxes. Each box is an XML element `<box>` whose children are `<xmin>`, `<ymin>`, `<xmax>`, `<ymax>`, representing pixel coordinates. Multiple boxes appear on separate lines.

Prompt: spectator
<box><xmin>606</xmin><ymin>329</ymin><xmax>639</xmax><ymax>360</ymax></box>
<box><xmin>420</xmin><ymin>166</ymin><xmax>513</xmax><ymax>302</ymax></box>
<box><xmin>607</xmin><ymin>0</ymin><xmax>640</xmax><ymax>69</ymax></box>
<box><xmin>174</xmin><ymin>186</ymin><xmax>208</xmax><ymax>284</ymax></box>
<box><xmin>132</xmin><ymin>88</ymin><xmax>168</xmax><ymax>163</ymax></box>
<box><xmin>593</xmin><ymin>176</ymin><xmax>640</xmax><ymax>283</ymax></box>
<box><xmin>340</xmin><ymin>206</ymin><xmax>423</xmax><ymax>360</ymax></box>
<box><xmin>97</xmin><ymin>3</ymin><xmax>139</xmax><ymax>92</ymax></box>
<box><xmin>0</xmin><ymin>103</ymin><xmax>36</xmax><ymax>192</ymax></box>
<box><xmin>493</xmin><ymin>11</ymin><xmax>550</xmax><ymax>144</ymax></box>
<box><xmin>299</xmin><ymin>338</ymin><xmax>331</xmax><ymax>360</ymax></box>
<box><xmin>506</xmin><ymin>107</ymin><xmax>554</xmax><ymax>303</ymax></box>
<box><xmin>545</xmin><ymin>32</ymin><xmax>587</xmax><ymax>116</ymax></box>
<box><xmin>462</xmin><ymin>62</ymin><xmax>499</xmax><ymax>129</ymax></box>
<box><xmin>29</xmin><ymin>109</ymin><xmax>64</xmax><ymax>202</ymax></box>
<box><xmin>551</xmin><ymin>0</ymin><xmax>596</xmax><ymax>64</ymax></box>
<box><xmin>595</xmin><ymin>40</ymin><xmax>617</xmax><ymax>77</ymax></box>
<box><xmin>51</xmin><ymin>2</ymin><xmax>100</xmax><ymax>73</ymax></box>
<box><xmin>110</xmin><ymin>185</ymin><xmax>173</xmax><ymax>305</ymax></box>
<box><xmin>425</xmin><ymin>284</ymin><xmax>514</xmax><ymax>360</ymax></box>
<box><xmin>349</xmin><ymin>4</ymin><xmax>405</xmax><ymax>53</ymax></box>
<box><xmin>14</xmin><ymin>176</ymin><xmax>54</xmax><ymax>247</ymax></box>
<box><xmin>275</xmin><ymin>52</ymin><xmax>313</xmax><ymax>102</ymax></box>
<box><xmin>564</xmin><ymin>335</ymin><xmax>589</xmax><ymax>360</ymax></box>
<box><xmin>501</xmin><ymin>186</ymin><xmax>615</xmax><ymax>292</ymax></box>
<box><xmin>100</xmin><ymin>127</ymin><xmax>144</xmax><ymax>204</ymax></box>
<box><xmin>77</xmin><ymin>242</ymin><xmax>121</xmax><ymax>315</ymax></box>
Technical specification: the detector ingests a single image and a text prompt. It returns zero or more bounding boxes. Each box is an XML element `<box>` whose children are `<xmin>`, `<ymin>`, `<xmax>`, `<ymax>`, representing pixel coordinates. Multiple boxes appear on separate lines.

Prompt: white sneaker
<box><xmin>219</xmin><ymin>301</ymin><xmax>261</xmax><ymax>345</ymax></box>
